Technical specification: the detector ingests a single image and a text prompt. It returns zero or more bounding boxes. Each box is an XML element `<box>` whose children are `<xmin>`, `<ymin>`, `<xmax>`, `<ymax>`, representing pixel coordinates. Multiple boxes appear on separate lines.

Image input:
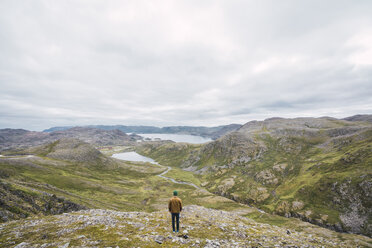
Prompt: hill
<box><xmin>343</xmin><ymin>114</ymin><xmax>372</xmax><ymax>123</ymax></box>
<box><xmin>0</xmin><ymin>127</ymin><xmax>136</xmax><ymax>152</ymax></box>
<box><xmin>0</xmin><ymin>138</ymin><xmax>246</xmax><ymax>222</ymax></box>
<box><xmin>136</xmin><ymin>117</ymin><xmax>372</xmax><ymax>236</ymax></box>
<box><xmin>26</xmin><ymin>138</ymin><xmax>111</xmax><ymax>165</ymax></box>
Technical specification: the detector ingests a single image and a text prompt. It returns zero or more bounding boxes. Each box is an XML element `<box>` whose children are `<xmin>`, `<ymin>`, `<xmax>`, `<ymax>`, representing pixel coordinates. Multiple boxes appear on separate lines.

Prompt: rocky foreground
<box><xmin>1</xmin><ymin>205</ymin><xmax>371</xmax><ymax>248</ymax></box>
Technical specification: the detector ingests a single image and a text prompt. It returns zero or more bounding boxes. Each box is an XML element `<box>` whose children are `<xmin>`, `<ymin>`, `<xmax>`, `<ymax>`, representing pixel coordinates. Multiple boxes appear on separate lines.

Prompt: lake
<box><xmin>138</xmin><ymin>133</ymin><xmax>212</xmax><ymax>144</ymax></box>
<box><xmin>112</xmin><ymin>151</ymin><xmax>158</xmax><ymax>164</ymax></box>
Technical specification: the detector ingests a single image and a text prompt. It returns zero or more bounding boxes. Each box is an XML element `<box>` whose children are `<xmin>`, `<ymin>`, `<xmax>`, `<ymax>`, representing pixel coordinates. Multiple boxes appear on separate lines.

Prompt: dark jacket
<box><xmin>168</xmin><ymin>196</ymin><xmax>182</xmax><ymax>213</ymax></box>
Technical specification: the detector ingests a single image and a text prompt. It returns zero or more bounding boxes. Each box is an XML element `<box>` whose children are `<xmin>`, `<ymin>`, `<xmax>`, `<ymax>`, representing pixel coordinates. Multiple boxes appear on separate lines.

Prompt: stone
<box><xmin>60</xmin><ymin>243</ymin><xmax>70</xmax><ymax>248</ymax></box>
<box><xmin>273</xmin><ymin>163</ymin><xmax>287</xmax><ymax>172</ymax></box>
<box><xmin>154</xmin><ymin>235</ymin><xmax>165</xmax><ymax>244</ymax></box>
<box><xmin>291</xmin><ymin>201</ymin><xmax>304</xmax><ymax>211</ymax></box>
<box><xmin>14</xmin><ymin>243</ymin><xmax>29</xmax><ymax>248</ymax></box>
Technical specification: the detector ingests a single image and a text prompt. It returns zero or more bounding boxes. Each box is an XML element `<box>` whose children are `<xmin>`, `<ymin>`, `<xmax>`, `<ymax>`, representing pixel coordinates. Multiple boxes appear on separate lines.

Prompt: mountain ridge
<box><xmin>0</xmin><ymin>127</ymin><xmax>136</xmax><ymax>152</ymax></box>
<box><xmin>43</xmin><ymin>124</ymin><xmax>242</xmax><ymax>139</ymax></box>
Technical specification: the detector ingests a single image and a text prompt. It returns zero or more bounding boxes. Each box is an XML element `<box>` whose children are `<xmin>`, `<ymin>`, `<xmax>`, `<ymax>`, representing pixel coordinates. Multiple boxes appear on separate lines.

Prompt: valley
<box><xmin>2</xmin><ymin>0</ymin><xmax>371</xmax><ymax>246</ymax></box>
<box><xmin>135</xmin><ymin>116</ymin><xmax>372</xmax><ymax>237</ymax></box>
<box><xmin>0</xmin><ymin>115</ymin><xmax>371</xmax><ymax>247</ymax></box>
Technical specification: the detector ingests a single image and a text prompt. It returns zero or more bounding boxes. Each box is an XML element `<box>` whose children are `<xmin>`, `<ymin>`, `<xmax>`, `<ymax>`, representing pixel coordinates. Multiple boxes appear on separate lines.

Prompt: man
<box><xmin>168</xmin><ymin>190</ymin><xmax>182</xmax><ymax>233</ymax></box>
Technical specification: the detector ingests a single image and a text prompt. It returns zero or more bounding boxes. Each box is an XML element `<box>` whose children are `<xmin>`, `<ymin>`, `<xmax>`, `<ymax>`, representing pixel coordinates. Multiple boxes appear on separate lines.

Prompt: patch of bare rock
<box><xmin>1</xmin><ymin>205</ymin><xmax>370</xmax><ymax>247</ymax></box>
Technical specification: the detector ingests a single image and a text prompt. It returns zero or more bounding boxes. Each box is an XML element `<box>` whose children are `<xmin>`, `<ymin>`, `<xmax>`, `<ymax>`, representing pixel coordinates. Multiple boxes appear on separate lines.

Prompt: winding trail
<box><xmin>111</xmin><ymin>151</ymin><xmax>265</xmax><ymax>212</ymax></box>
<box><xmin>110</xmin><ymin>151</ymin><xmax>201</xmax><ymax>189</ymax></box>
<box><xmin>157</xmin><ymin>166</ymin><xmax>201</xmax><ymax>189</ymax></box>
<box><xmin>157</xmin><ymin>164</ymin><xmax>265</xmax><ymax>212</ymax></box>
<box><xmin>0</xmin><ymin>155</ymin><xmax>35</xmax><ymax>159</ymax></box>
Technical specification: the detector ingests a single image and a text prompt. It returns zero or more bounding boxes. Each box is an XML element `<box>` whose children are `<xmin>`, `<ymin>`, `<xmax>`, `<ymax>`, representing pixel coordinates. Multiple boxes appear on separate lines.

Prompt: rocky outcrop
<box><xmin>1</xmin><ymin>205</ymin><xmax>369</xmax><ymax>247</ymax></box>
<box><xmin>331</xmin><ymin>177</ymin><xmax>372</xmax><ymax>235</ymax></box>
<box><xmin>40</xmin><ymin>138</ymin><xmax>103</xmax><ymax>163</ymax></box>
<box><xmin>217</xmin><ymin>178</ymin><xmax>235</xmax><ymax>192</ymax></box>
<box><xmin>255</xmin><ymin>170</ymin><xmax>278</xmax><ymax>185</ymax></box>
<box><xmin>0</xmin><ymin>182</ymin><xmax>87</xmax><ymax>222</ymax></box>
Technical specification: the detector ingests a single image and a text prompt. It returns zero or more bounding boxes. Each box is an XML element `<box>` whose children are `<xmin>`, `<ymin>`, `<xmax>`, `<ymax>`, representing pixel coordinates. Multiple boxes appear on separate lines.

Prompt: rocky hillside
<box><xmin>136</xmin><ymin>117</ymin><xmax>372</xmax><ymax>236</ymax></box>
<box><xmin>26</xmin><ymin>138</ymin><xmax>113</xmax><ymax>166</ymax></box>
<box><xmin>0</xmin><ymin>129</ymin><xmax>49</xmax><ymax>151</ymax></box>
<box><xmin>1</xmin><ymin>205</ymin><xmax>371</xmax><ymax>248</ymax></box>
<box><xmin>0</xmin><ymin>127</ymin><xmax>136</xmax><ymax>152</ymax></box>
<box><xmin>0</xmin><ymin>181</ymin><xmax>86</xmax><ymax>222</ymax></box>
<box><xmin>0</xmin><ymin>139</ymin><xmax>110</xmax><ymax>222</ymax></box>
<box><xmin>343</xmin><ymin>114</ymin><xmax>372</xmax><ymax>123</ymax></box>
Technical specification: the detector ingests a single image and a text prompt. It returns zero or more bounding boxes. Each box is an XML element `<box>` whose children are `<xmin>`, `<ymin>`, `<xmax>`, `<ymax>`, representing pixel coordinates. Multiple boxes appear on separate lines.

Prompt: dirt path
<box><xmin>0</xmin><ymin>155</ymin><xmax>35</xmax><ymax>159</ymax></box>
<box><xmin>157</xmin><ymin>165</ymin><xmax>201</xmax><ymax>189</ymax></box>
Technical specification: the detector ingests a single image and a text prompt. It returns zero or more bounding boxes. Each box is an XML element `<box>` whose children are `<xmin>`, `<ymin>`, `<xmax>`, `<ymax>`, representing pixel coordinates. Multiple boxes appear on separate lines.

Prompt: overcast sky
<box><xmin>1</xmin><ymin>1</ymin><xmax>371</xmax><ymax>131</ymax></box>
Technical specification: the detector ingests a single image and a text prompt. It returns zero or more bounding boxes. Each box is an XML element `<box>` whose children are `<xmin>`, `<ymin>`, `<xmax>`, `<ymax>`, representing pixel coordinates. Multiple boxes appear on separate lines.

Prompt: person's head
<box><xmin>173</xmin><ymin>190</ymin><xmax>178</xmax><ymax>196</ymax></box>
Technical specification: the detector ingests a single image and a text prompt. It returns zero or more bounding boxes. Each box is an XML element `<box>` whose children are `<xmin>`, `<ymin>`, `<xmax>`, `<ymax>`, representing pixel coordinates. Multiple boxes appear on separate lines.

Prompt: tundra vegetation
<box><xmin>0</xmin><ymin>116</ymin><xmax>371</xmax><ymax>247</ymax></box>
<box><xmin>136</xmin><ymin>117</ymin><xmax>372</xmax><ymax>237</ymax></box>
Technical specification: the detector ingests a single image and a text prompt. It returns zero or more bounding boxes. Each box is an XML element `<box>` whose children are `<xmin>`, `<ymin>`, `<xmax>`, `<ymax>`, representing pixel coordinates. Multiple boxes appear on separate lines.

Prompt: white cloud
<box><xmin>347</xmin><ymin>31</ymin><xmax>372</xmax><ymax>66</ymax></box>
<box><xmin>0</xmin><ymin>0</ymin><xmax>371</xmax><ymax>130</ymax></box>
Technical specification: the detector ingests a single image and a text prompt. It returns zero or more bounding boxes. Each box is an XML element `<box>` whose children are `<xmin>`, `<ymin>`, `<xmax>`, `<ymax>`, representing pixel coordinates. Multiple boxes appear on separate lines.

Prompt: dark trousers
<box><xmin>171</xmin><ymin>213</ymin><xmax>180</xmax><ymax>232</ymax></box>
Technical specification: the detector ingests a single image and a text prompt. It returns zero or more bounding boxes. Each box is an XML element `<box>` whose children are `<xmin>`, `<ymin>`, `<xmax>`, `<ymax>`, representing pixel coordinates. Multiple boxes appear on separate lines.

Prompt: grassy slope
<box><xmin>0</xmin><ymin>142</ymin><xmax>371</xmax><ymax>245</ymax></box>
<box><xmin>0</xmin><ymin>152</ymin><xmax>249</xmax><ymax>221</ymax></box>
<box><xmin>135</xmin><ymin>124</ymin><xmax>372</xmax><ymax>236</ymax></box>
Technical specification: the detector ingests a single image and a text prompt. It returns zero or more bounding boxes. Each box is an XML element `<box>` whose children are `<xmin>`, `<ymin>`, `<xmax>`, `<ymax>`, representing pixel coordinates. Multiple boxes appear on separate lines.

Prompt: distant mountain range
<box><xmin>43</xmin><ymin>124</ymin><xmax>242</xmax><ymax>140</ymax></box>
<box><xmin>0</xmin><ymin>124</ymin><xmax>241</xmax><ymax>152</ymax></box>
<box><xmin>342</xmin><ymin>114</ymin><xmax>372</xmax><ymax>122</ymax></box>
<box><xmin>42</xmin><ymin>114</ymin><xmax>372</xmax><ymax>138</ymax></box>
<box><xmin>1</xmin><ymin>115</ymin><xmax>370</xmax><ymax>152</ymax></box>
<box><xmin>0</xmin><ymin>127</ymin><xmax>137</xmax><ymax>152</ymax></box>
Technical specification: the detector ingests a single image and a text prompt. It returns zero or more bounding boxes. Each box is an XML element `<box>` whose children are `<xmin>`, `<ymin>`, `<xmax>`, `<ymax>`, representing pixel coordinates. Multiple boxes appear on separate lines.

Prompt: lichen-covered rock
<box><xmin>255</xmin><ymin>170</ymin><xmax>278</xmax><ymax>185</ymax></box>
<box><xmin>275</xmin><ymin>201</ymin><xmax>291</xmax><ymax>217</ymax></box>
<box><xmin>217</xmin><ymin>178</ymin><xmax>235</xmax><ymax>192</ymax></box>
<box><xmin>249</xmin><ymin>187</ymin><xmax>270</xmax><ymax>203</ymax></box>
<box><xmin>1</xmin><ymin>205</ymin><xmax>370</xmax><ymax>248</ymax></box>
<box><xmin>273</xmin><ymin>163</ymin><xmax>287</xmax><ymax>172</ymax></box>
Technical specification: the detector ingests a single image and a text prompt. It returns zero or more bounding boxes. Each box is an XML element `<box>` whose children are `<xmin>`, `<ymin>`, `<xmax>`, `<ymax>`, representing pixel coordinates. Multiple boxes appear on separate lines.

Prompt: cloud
<box><xmin>347</xmin><ymin>31</ymin><xmax>372</xmax><ymax>66</ymax></box>
<box><xmin>0</xmin><ymin>0</ymin><xmax>371</xmax><ymax>130</ymax></box>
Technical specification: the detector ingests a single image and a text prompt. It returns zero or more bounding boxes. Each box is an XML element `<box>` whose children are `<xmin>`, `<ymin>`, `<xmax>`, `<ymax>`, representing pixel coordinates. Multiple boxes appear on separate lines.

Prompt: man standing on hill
<box><xmin>168</xmin><ymin>190</ymin><xmax>182</xmax><ymax>233</ymax></box>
